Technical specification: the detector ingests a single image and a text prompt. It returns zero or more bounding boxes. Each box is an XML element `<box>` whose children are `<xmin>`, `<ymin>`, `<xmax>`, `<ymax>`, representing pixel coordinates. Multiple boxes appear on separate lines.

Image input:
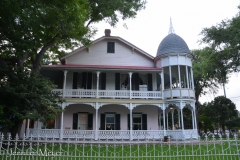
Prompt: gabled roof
<box><xmin>60</xmin><ymin>36</ymin><xmax>154</xmax><ymax>61</ymax></box>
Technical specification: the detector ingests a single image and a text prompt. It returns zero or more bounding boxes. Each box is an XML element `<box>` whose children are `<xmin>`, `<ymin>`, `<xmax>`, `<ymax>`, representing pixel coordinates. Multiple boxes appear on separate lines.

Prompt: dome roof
<box><xmin>156</xmin><ymin>33</ymin><xmax>191</xmax><ymax>56</ymax></box>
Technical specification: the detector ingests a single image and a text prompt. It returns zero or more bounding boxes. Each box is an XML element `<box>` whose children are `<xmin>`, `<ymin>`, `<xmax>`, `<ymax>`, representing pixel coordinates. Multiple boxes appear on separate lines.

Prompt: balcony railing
<box><xmin>52</xmin><ymin>89</ymin><xmax>162</xmax><ymax>99</ymax></box>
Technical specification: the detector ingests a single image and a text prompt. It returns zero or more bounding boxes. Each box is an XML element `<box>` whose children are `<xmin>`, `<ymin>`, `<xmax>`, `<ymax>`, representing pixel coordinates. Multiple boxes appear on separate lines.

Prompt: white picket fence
<box><xmin>0</xmin><ymin>133</ymin><xmax>239</xmax><ymax>160</ymax></box>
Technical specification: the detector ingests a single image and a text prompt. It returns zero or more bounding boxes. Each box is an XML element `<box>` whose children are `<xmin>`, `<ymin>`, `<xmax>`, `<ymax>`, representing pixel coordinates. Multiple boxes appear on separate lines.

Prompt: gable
<box><xmin>64</xmin><ymin>37</ymin><xmax>154</xmax><ymax>67</ymax></box>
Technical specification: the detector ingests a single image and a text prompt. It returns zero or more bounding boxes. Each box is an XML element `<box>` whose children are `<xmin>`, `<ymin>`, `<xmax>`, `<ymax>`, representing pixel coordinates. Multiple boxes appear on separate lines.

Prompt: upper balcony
<box><xmin>52</xmin><ymin>88</ymin><xmax>162</xmax><ymax>99</ymax></box>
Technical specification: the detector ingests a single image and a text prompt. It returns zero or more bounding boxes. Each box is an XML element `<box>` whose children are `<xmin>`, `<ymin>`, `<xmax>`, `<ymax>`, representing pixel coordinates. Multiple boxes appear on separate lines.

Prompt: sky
<box><xmin>92</xmin><ymin>0</ymin><xmax>240</xmax><ymax>111</ymax></box>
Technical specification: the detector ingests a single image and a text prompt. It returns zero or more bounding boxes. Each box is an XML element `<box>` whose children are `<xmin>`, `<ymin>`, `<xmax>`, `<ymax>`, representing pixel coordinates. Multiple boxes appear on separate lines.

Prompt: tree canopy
<box><xmin>0</xmin><ymin>0</ymin><xmax>146</xmax><ymax>72</ymax></box>
<box><xmin>200</xmin><ymin>96</ymin><xmax>238</xmax><ymax>133</ymax></box>
<box><xmin>200</xmin><ymin>5</ymin><xmax>240</xmax><ymax>74</ymax></box>
<box><xmin>0</xmin><ymin>67</ymin><xmax>63</xmax><ymax>136</ymax></box>
<box><xmin>192</xmin><ymin>48</ymin><xmax>220</xmax><ymax>105</ymax></box>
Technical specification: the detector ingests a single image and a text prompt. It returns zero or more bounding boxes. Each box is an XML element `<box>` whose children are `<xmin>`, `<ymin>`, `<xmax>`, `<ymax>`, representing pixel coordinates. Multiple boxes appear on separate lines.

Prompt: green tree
<box><xmin>191</xmin><ymin>48</ymin><xmax>219</xmax><ymax>133</ymax></box>
<box><xmin>0</xmin><ymin>67</ymin><xmax>63</xmax><ymax>137</ymax></box>
<box><xmin>192</xmin><ymin>48</ymin><xmax>220</xmax><ymax>106</ymax></box>
<box><xmin>0</xmin><ymin>0</ymin><xmax>146</xmax><ymax>72</ymax></box>
<box><xmin>198</xmin><ymin>114</ymin><xmax>214</xmax><ymax>134</ymax></box>
<box><xmin>200</xmin><ymin>5</ymin><xmax>240</xmax><ymax>74</ymax></box>
<box><xmin>225</xmin><ymin>118</ymin><xmax>240</xmax><ymax>131</ymax></box>
<box><xmin>204</xmin><ymin>96</ymin><xmax>238</xmax><ymax>134</ymax></box>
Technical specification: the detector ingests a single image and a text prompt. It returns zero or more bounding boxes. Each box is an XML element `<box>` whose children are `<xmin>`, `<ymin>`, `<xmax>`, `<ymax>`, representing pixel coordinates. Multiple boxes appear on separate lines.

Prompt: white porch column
<box><xmin>129</xmin><ymin>72</ymin><xmax>132</xmax><ymax>99</ymax></box>
<box><xmin>163</xmin><ymin>104</ymin><xmax>166</xmax><ymax>136</ymax></box>
<box><xmin>190</xmin><ymin>68</ymin><xmax>194</xmax><ymax>90</ymax></box>
<box><xmin>130</xmin><ymin>103</ymin><xmax>133</xmax><ymax>140</ymax></box>
<box><xmin>186</xmin><ymin>66</ymin><xmax>189</xmax><ymax>89</ymax></box>
<box><xmin>191</xmin><ymin>109</ymin><xmax>195</xmax><ymax>129</ymax></box>
<box><xmin>171</xmin><ymin>110</ymin><xmax>174</xmax><ymax>129</ymax></box>
<box><xmin>180</xmin><ymin>101</ymin><xmax>185</xmax><ymax>132</ymax></box>
<box><xmin>26</xmin><ymin>119</ymin><xmax>30</xmax><ymax>138</ymax></box>
<box><xmin>96</xmin><ymin>71</ymin><xmax>100</xmax><ymax>98</ymax></box>
<box><xmin>160</xmin><ymin>71</ymin><xmax>164</xmax><ymax>99</ymax></box>
<box><xmin>178</xmin><ymin>65</ymin><xmax>181</xmax><ymax>89</ymax></box>
<box><xmin>63</xmin><ymin>70</ymin><xmax>68</xmax><ymax>98</ymax></box>
<box><xmin>166</xmin><ymin>111</ymin><xmax>169</xmax><ymax>130</ymax></box>
<box><xmin>169</xmin><ymin>66</ymin><xmax>172</xmax><ymax>89</ymax></box>
<box><xmin>60</xmin><ymin>103</ymin><xmax>65</xmax><ymax>140</ymax></box>
<box><xmin>169</xmin><ymin>66</ymin><xmax>173</xmax><ymax>98</ymax></box>
<box><xmin>193</xmin><ymin>106</ymin><xmax>197</xmax><ymax>129</ymax></box>
<box><xmin>178</xmin><ymin>110</ymin><xmax>181</xmax><ymax>128</ymax></box>
<box><xmin>95</xmin><ymin>102</ymin><xmax>99</xmax><ymax>140</ymax></box>
<box><xmin>159</xmin><ymin>114</ymin><xmax>162</xmax><ymax>129</ymax></box>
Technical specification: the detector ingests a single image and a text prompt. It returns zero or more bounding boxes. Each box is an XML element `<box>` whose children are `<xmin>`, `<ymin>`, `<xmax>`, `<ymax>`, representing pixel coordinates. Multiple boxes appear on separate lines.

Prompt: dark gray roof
<box><xmin>156</xmin><ymin>33</ymin><xmax>191</xmax><ymax>56</ymax></box>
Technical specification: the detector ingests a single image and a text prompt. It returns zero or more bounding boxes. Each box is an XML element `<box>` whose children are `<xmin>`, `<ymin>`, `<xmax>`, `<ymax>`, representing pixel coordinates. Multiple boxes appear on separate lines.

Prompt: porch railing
<box><xmin>52</xmin><ymin>89</ymin><xmax>162</xmax><ymax>99</ymax></box>
<box><xmin>28</xmin><ymin>129</ymin><xmax>197</xmax><ymax>140</ymax></box>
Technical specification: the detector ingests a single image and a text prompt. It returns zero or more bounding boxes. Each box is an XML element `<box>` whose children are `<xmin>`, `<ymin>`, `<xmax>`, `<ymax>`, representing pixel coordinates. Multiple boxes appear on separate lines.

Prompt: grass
<box><xmin>0</xmin><ymin>140</ymin><xmax>240</xmax><ymax>160</ymax></box>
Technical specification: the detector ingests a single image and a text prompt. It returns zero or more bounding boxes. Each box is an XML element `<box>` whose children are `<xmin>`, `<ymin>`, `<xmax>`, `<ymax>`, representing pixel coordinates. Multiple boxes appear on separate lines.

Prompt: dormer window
<box><xmin>107</xmin><ymin>42</ymin><xmax>115</xmax><ymax>53</ymax></box>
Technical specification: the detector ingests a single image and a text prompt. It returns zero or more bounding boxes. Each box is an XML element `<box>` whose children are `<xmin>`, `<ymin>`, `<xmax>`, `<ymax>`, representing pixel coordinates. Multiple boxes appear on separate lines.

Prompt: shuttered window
<box><xmin>127</xmin><ymin>113</ymin><xmax>147</xmax><ymax>130</ymax></box>
<box><xmin>100</xmin><ymin>113</ymin><xmax>120</xmax><ymax>130</ymax></box>
<box><xmin>107</xmin><ymin>42</ymin><xmax>115</xmax><ymax>53</ymax></box>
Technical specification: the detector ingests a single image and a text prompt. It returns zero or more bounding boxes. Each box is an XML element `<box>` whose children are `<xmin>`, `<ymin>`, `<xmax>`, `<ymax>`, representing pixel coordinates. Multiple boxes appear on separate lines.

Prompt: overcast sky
<box><xmin>93</xmin><ymin>0</ymin><xmax>240</xmax><ymax>110</ymax></box>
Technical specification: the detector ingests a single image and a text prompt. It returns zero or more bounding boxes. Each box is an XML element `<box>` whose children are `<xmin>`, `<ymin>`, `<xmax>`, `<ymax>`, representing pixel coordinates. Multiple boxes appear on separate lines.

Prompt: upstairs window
<box><xmin>107</xmin><ymin>42</ymin><xmax>115</xmax><ymax>53</ymax></box>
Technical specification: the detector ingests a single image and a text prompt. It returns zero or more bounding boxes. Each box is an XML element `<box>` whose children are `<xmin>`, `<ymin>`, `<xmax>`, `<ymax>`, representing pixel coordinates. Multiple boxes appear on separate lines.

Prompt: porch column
<box><xmin>26</xmin><ymin>119</ymin><xmax>30</xmax><ymax>138</ymax></box>
<box><xmin>95</xmin><ymin>103</ymin><xmax>99</xmax><ymax>140</ymax></box>
<box><xmin>169</xmin><ymin>66</ymin><xmax>172</xmax><ymax>98</ymax></box>
<box><xmin>178</xmin><ymin>110</ymin><xmax>181</xmax><ymax>128</ymax></box>
<box><xmin>169</xmin><ymin>66</ymin><xmax>172</xmax><ymax>89</ymax></box>
<box><xmin>180</xmin><ymin>101</ymin><xmax>185</xmax><ymax>138</ymax></box>
<box><xmin>190</xmin><ymin>68</ymin><xmax>194</xmax><ymax>90</ymax></box>
<box><xmin>163</xmin><ymin>104</ymin><xmax>166</xmax><ymax>136</ymax></box>
<box><xmin>60</xmin><ymin>103</ymin><xmax>65</xmax><ymax>140</ymax></box>
<box><xmin>96</xmin><ymin>71</ymin><xmax>100</xmax><ymax>98</ymax></box>
<box><xmin>186</xmin><ymin>66</ymin><xmax>189</xmax><ymax>89</ymax></box>
<box><xmin>129</xmin><ymin>72</ymin><xmax>132</xmax><ymax>99</ymax></box>
<box><xmin>63</xmin><ymin>70</ymin><xmax>68</xmax><ymax>98</ymax></box>
<box><xmin>191</xmin><ymin>109</ymin><xmax>195</xmax><ymax>129</ymax></box>
<box><xmin>159</xmin><ymin>114</ymin><xmax>162</xmax><ymax>129</ymax></box>
<box><xmin>193</xmin><ymin>105</ymin><xmax>197</xmax><ymax>129</ymax></box>
<box><xmin>178</xmin><ymin>65</ymin><xmax>181</xmax><ymax>89</ymax></box>
<box><xmin>171</xmin><ymin>110</ymin><xmax>174</xmax><ymax>130</ymax></box>
<box><xmin>130</xmin><ymin>103</ymin><xmax>133</xmax><ymax>140</ymax></box>
<box><xmin>160</xmin><ymin>71</ymin><xmax>164</xmax><ymax>99</ymax></box>
<box><xmin>166</xmin><ymin>111</ymin><xmax>169</xmax><ymax>130</ymax></box>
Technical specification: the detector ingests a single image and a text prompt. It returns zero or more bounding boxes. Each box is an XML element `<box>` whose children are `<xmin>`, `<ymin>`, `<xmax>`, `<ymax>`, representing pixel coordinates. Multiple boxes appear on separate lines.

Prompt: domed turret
<box><xmin>156</xmin><ymin>33</ymin><xmax>190</xmax><ymax>56</ymax></box>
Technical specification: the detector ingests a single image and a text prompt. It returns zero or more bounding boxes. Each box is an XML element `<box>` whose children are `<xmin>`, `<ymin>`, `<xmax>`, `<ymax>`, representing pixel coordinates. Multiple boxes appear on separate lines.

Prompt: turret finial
<box><xmin>168</xmin><ymin>18</ymin><xmax>175</xmax><ymax>34</ymax></box>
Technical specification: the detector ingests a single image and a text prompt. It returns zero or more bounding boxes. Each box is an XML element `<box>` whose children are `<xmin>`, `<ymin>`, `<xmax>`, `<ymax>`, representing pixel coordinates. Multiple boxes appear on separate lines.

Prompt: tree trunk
<box><xmin>32</xmin><ymin>34</ymin><xmax>59</xmax><ymax>73</ymax></box>
<box><xmin>10</xmin><ymin>120</ymin><xmax>23</xmax><ymax>138</ymax></box>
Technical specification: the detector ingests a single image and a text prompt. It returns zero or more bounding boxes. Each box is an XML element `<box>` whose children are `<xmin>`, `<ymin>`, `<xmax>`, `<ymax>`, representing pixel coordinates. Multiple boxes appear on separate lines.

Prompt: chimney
<box><xmin>105</xmin><ymin>29</ymin><xmax>111</xmax><ymax>36</ymax></box>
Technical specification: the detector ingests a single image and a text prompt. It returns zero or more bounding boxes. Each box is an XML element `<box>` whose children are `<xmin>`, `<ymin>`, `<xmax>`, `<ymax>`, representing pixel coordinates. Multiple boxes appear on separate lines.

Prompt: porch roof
<box><xmin>41</xmin><ymin>64</ymin><xmax>162</xmax><ymax>71</ymax></box>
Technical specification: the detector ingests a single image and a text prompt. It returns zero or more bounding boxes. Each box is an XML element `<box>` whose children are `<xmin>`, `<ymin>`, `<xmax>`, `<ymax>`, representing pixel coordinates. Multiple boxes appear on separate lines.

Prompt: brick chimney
<box><xmin>105</xmin><ymin>29</ymin><xmax>111</xmax><ymax>36</ymax></box>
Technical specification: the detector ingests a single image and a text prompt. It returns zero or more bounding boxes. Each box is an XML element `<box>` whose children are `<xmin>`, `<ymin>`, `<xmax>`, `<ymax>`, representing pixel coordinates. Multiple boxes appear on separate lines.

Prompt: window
<box><xmin>120</xmin><ymin>74</ymin><xmax>129</xmax><ymax>90</ymax></box>
<box><xmin>107</xmin><ymin>42</ymin><xmax>115</xmax><ymax>53</ymax></box>
<box><xmin>106</xmin><ymin>114</ymin><xmax>115</xmax><ymax>130</ymax></box>
<box><xmin>128</xmin><ymin>114</ymin><xmax>147</xmax><ymax>130</ymax></box>
<box><xmin>133</xmin><ymin>114</ymin><xmax>142</xmax><ymax>130</ymax></box>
